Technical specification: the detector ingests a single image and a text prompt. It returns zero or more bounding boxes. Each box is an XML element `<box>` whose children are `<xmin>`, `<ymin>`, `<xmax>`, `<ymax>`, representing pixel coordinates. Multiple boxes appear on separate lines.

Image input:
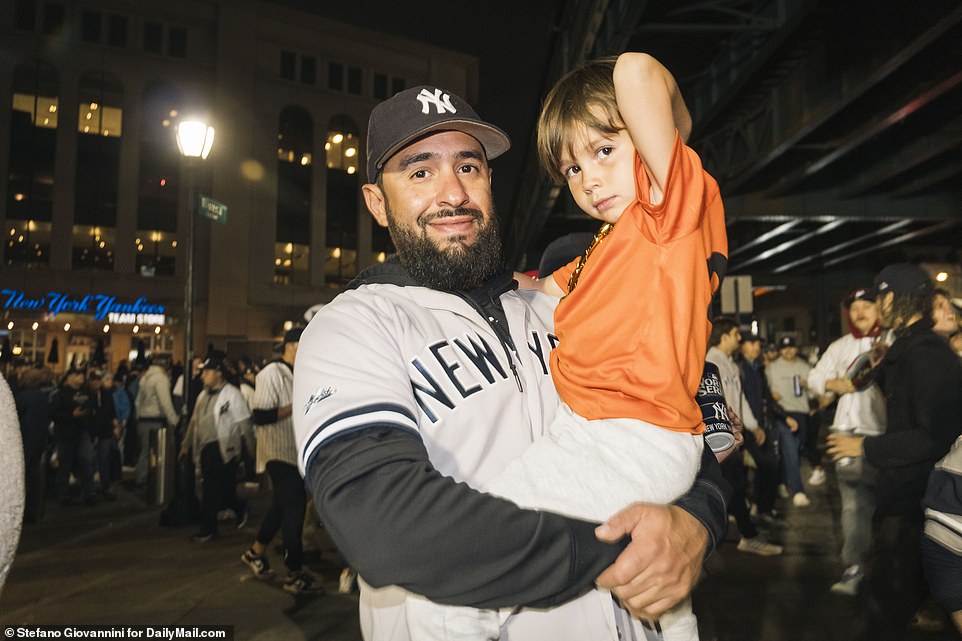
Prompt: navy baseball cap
<box><xmin>869</xmin><ymin>263</ymin><xmax>932</xmax><ymax>298</ymax></box>
<box><xmin>366</xmin><ymin>85</ymin><xmax>511</xmax><ymax>182</ymax></box>
<box><xmin>778</xmin><ymin>336</ymin><xmax>797</xmax><ymax>349</ymax></box>
<box><xmin>283</xmin><ymin>327</ymin><xmax>303</xmax><ymax>344</ymax></box>
<box><xmin>844</xmin><ymin>287</ymin><xmax>875</xmax><ymax>307</ymax></box>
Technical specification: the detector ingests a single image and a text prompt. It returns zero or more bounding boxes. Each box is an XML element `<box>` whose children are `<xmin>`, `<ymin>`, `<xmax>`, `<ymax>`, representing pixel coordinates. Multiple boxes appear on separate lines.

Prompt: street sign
<box><xmin>720</xmin><ymin>275</ymin><xmax>753</xmax><ymax>315</ymax></box>
<box><xmin>194</xmin><ymin>194</ymin><xmax>228</xmax><ymax>224</ymax></box>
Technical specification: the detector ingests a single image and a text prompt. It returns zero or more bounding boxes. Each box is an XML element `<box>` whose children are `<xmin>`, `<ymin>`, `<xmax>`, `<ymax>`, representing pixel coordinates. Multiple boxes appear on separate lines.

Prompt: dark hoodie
<box><xmin>304</xmin><ymin>257</ymin><xmax>728</xmax><ymax>609</ymax></box>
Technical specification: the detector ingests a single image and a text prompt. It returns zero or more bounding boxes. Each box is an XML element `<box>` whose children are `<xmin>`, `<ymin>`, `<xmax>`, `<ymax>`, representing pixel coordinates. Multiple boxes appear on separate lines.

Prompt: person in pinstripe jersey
<box><xmin>241</xmin><ymin>327</ymin><xmax>322</xmax><ymax>595</ymax></box>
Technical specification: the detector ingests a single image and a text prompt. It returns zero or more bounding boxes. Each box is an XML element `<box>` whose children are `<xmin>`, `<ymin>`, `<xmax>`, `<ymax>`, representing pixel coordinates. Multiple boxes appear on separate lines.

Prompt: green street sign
<box><xmin>194</xmin><ymin>194</ymin><xmax>228</xmax><ymax>224</ymax></box>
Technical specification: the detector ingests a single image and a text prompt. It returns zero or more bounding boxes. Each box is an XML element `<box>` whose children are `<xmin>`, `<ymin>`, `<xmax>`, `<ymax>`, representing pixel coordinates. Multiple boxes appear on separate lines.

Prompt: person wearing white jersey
<box><xmin>241</xmin><ymin>328</ymin><xmax>322</xmax><ymax>595</ymax></box>
<box><xmin>293</xmin><ymin>85</ymin><xmax>728</xmax><ymax>641</ymax></box>
<box><xmin>807</xmin><ymin>288</ymin><xmax>887</xmax><ymax>595</ymax></box>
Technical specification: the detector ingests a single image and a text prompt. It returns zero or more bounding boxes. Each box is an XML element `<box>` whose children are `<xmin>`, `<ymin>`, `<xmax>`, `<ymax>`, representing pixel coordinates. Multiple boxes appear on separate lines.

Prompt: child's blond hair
<box><xmin>537</xmin><ymin>56</ymin><xmax>625</xmax><ymax>184</ymax></box>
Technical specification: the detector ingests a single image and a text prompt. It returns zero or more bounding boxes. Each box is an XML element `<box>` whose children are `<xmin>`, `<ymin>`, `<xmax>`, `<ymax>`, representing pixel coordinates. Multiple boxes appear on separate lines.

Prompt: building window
<box><xmin>280</xmin><ymin>50</ymin><xmax>296</xmax><ymax>81</ymax></box>
<box><xmin>300</xmin><ymin>56</ymin><xmax>316</xmax><ymax>85</ymax></box>
<box><xmin>6</xmin><ymin>62</ymin><xmax>58</xmax><ymax>268</ymax></box>
<box><xmin>73</xmin><ymin>71</ymin><xmax>123</xmax><ymax>270</ymax></box>
<box><xmin>107</xmin><ymin>14</ymin><xmax>128</xmax><ymax>47</ymax></box>
<box><xmin>347</xmin><ymin>67</ymin><xmax>363</xmax><ymax>95</ymax></box>
<box><xmin>373</xmin><ymin>73</ymin><xmax>388</xmax><ymax>100</ymax></box>
<box><xmin>15</xmin><ymin>0</ymin><xmax>36</xmax><ymax>31</ymax></box>
<box><xmin>328</xmin><ymin>62</ymin><xmax>343</xmax><ymax>91</ymax></box>
<box><xmin>81</xmin><ymin>10</ymin><xmax>102</xmax><ymax>43</ymax></box>
<box><xmin>43</xmin><ymin>2</ymin><xmax>65</xmax><ymax>37</ymax></box>
<box><xmin>275</xmin><ymin>107</ymin><xmax>312</xmax><ymax>285</ymax></box>
<box><xmin>325</xmin><ymin>116</ymin><xmax>359</xmax><ymax>285</ymax></box>
<box><xmin>167</xmin><ymin>26</ymin><xmax>186</xmax><ymax>58</ymax></box>
<box><xmin>137</xmin><ymin>83</ymin><xmax>182</xmax><ymax>277</ymax></box>
<box><xmin>144</xmin><ymin>21</ymin><xmax>163</xmax><ymax>54</ymax></box>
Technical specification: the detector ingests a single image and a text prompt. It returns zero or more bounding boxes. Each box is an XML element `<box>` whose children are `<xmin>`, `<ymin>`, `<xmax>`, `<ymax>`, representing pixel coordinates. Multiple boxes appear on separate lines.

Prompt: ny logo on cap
<box><xmin>417</xmin><ymin>88</ymin><xmax>456</xmax><ymax>115</ymax></box>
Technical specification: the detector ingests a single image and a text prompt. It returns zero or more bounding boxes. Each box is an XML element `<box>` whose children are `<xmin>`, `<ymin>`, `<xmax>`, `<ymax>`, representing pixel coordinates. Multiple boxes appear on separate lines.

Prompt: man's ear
<box><xmin>362</xmin><ymin>183</ymin><xmax>388</xmax><ymax>228</ymax></box>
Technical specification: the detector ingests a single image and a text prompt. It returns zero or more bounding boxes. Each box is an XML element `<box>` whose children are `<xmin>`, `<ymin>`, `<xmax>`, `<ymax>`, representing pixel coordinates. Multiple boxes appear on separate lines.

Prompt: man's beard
<box><xmin>386</xmin><ymin>205</ymin><xmax>504</xmax><ymax>290</ymax></box>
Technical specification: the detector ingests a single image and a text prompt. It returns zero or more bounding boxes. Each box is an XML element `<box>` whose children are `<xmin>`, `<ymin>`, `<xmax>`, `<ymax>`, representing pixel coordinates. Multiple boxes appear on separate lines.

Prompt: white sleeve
<box><xmin>293</xmin><ymin>297</ymin><xmax>422</xmax><ymax>474</ymax></box>
<box><xmin>808</xmin><ymin>339</ymin><xmax>845</xmax><ymax>396</ymax></box>
<box><xmin>252</xmin><ymin>367</ymin><xmax>278</xmax><ymax>411</ymax></box>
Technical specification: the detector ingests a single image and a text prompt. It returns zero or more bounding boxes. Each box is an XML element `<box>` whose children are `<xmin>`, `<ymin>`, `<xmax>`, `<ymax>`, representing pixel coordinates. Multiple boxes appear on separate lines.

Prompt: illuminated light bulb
<box><xmin>332</xmin><ymin>247</ymin><xmax>341</xmax><ymax>258</ymax></box>
<box><xmin>49</xmin><ymin>104</ymin><xmax>57</xmax><ymax>113</ymax></box>
<box><xmin>14</xmin><ymin>194</ymin><xmax>24</xmax><ymax>201</ymax></box>
<box><xmin>17</xmin><ymin>235</ymin><xmax>24</xmax><ymax>243</ymax></box>
<box><xmin>154</xmin><ymin>326</ymin><xmax>161</xmax><ymax>334</ymax></box>
<box><xmin>90</xmin><ymin>102</ymin><xmax>99</xmax><ymax>110</ymax></box>
<box><xmin>160</xmin><ymin>178</ymin><xmax>166</xmax><ymax>187</ymax></box>
<box><xmin>169</xmin><ymin>110</ymin><xmax>177</xmax><ymax>117</ymax></box>
<box><xmin>27</xmin><ymin>220</ymin><xmax>35</xmax><ymax>231</ymax></box>
<box><xmin>300</xmin><ymin>155</ymin><xmax>310</xmax><ymax>166</ymax></box>
<box><xmin>85</xmin><ymin>112</ymin><xmax>93</xmax><ymax>120</ymax></box>
<box><xmin>162</xmin><ymin>119</ymin><xmax>170</xmax><ymax>127</ymax></box>
<box><xmin>83</xmin><ymin>126</ymin><xmax>90</xmax><ymax>133</ymax></box>
<box><xmin>135</xmin><ymin>237</ymin><xmax>141</xmax><ymax>244</ymax></box>
<box><xmin>285</xmin><ymin>242</ymin><xmax>293</xmax><ymax>254</ymax></box>
<box><xmin>324</xmin><ymin>142</ymin><xmax>331</xmax><ymax>151</ymax></box>
<box><xmin>936</xmin><ymin>272</ymin><xmax>949</xmax><ymax>282</ymax></box>
<box><xmin>99</xmin><ymin>241</ymin><xmax>105</xmax><ymax>249</ymax></box>
<box><xmin>132</xmin><ymin>325</ymin><xmax>139</xmax><ymax>334</ymax></box>
<box><xmin>377</xmin><ymin>252</ymin><xmax>386</xmax><ymax>263</ymax></box>
<box><xmin>283</xmin><ymin>259</ymin><xmax>292</xmax><ymax>266</ymax></box>
<box><xmin>63</xmin><ymin>323</ymin><xmax>70</xmax><ymax>332</ymax></box>
<box><xmin>6</xmin><ymin>322</ymin><xmax>13</xmax><ymax>330</ymax></box>
<box><xmin>332</xmin><ymin>133</ymin><xmax>344</xmax><ymax>144</ymax></box>
<box><xmin>346</xmin><ymin>166</ymin><xmax>356</xmax><ymax>175</ymax></box>
<box><xmin>345</xmin><ymin>147</ymin><xmax>357</xmax><ymax>157</ymax></box>
<box><xmin>43</xmin><ymin>118</ymin><xmax>49</xmax><ymax>125</ymax></box>
<box><xmin>274</xmin><ymin>258</ymin><xmax>281</xmax><ymax>266</ymax></box>
<box><xmin>283</xmin><ymin>320</ymin><xmax>293</xmax><ymax>331</ymax></box>
<box><xmin>31</xmin><ymin>322</ymin><xmax>38</xmax><ymax>331</ymax></box>
<box><xmin>171</xmin><ymin>241</ymin><xmax>177</xmax><ymax>248</ymax></box>
<box><xmin>137</xmin><ymin>244</ymin><xmax>144</xmax><ymax>252</ymax></box>
<box><xmin>9</xmin><ymin>228</ymin><xmax>15</xmax><ymax>236</ymax></box>
<box><xmin>103</xmin><ymin>324</ymin><xmax>110</xmax><ymax>333</ymax></box>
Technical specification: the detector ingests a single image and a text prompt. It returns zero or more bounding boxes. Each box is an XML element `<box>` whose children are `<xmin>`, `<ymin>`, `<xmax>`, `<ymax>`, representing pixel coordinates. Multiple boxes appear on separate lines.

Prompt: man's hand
<box><xmin>825</xmin><ymin>378</ymin><xmax>855</xmax><ymax>395</ymax></box>
<box><xmin>785</xmin><ymin>416</ymin><xmax>798</xmax><ymax>432</ymax></box>
<box><xmin>826</xmin><ymin>433</ymin><xmax>864</xmax><ymax>461</ymax></box>
<box><xmin>595</xmin><ymin>504</ymin><xmax>708</xmax><ymax>619</ymax></box>
<box><xmin>178</xmin><ymin>445</ymin><xmax>189</xmax><ymax>461</ymax></box>
<box><xmin>750</xmin><ymin>427</ymin><xmax>766</xmax><ymax>447</ymax></box>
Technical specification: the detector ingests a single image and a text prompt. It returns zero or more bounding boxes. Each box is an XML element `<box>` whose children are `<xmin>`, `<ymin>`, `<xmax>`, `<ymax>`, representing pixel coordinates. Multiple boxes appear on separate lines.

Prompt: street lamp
<box><xmin>176</xmin><ymin>119</ymin><xmax>215</xmax><ymax>415</ymax></box>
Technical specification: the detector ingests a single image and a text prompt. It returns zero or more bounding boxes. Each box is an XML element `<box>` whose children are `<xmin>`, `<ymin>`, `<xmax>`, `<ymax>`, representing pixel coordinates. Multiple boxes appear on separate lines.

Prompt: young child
<box><xmin>405</xmin><ymin>53</ymin><xmax>728</xmax><ymax>641</ymax></box>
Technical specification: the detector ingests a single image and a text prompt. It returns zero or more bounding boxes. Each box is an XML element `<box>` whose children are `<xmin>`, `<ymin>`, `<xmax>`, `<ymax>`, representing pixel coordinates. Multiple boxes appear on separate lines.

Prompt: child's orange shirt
<box><xmin>551</xmin><ymin>133</ymin><xmax>727</xmax><ymax>433</ymax></box>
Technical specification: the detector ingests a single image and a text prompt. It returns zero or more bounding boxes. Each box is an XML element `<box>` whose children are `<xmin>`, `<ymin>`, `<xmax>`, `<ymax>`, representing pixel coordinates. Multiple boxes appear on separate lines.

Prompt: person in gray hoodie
<box><xmin>133</xmin><ymin>355</ymin><xmax>179</xmax><ymax>486</ymax></box>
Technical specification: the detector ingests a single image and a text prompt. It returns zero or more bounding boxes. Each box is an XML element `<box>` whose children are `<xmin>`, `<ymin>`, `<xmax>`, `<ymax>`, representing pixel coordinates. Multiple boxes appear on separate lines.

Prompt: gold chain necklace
<box><xmin>566</xmin><ymin>222</ymin><xmax>614</xmax><ymax>294</ymax></box>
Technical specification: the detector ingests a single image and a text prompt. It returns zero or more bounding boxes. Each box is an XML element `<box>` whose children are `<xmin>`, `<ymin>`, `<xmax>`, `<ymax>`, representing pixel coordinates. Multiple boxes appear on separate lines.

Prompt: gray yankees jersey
<box><xmin>295</xmin><ymin>283</ymin><xmax>561</xmax><ymax>487</ymax></box>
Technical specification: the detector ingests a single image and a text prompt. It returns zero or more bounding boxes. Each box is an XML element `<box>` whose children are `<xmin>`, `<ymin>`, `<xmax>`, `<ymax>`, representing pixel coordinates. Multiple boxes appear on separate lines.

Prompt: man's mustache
<box><xmin>419</xmin><ymin>208</ymin><xmax>483</xmax><ymax>226</ymax></box>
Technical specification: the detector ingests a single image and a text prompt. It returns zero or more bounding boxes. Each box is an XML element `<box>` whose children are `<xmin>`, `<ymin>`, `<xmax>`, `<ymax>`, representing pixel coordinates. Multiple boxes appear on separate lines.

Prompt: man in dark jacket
<box><xmin>50</xmin><ymin>367</ymin><xmax>98</xmax><ymax>505</ymax></box>
<box><xmin>87</xmin><ymin>369</ymin><xmax>119</xmax><ymax>500</ymax></box>
<box><xmin>828</xmin><ymin>263</ymin><xmax>962</xmax><ymax>640</ymax></box>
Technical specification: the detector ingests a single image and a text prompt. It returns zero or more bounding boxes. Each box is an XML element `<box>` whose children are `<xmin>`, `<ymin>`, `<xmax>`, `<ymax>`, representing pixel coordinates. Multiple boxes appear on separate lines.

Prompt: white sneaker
<box><xmin>830</xmin><ymin>565</ymin><xmax>863</xmax><ymax>596</ymax></box>
<box><xmin>809</xmin><ymin>468</ymin><xmax>826</xmax><ymax>486</ymax></box>
<box><xmin>778</xmin><ymin>484</ymin><xmax>790</xmax><ymax>499</ymax></box>
<box><xmin>792</xmin><ymin>492</ymin><xmax>811</xmax><ymax>507</ymax></box>
<box><xmin>737</xmin><ymin>536</ymin><xmax>783</xmax><ymax>556</ymax></box>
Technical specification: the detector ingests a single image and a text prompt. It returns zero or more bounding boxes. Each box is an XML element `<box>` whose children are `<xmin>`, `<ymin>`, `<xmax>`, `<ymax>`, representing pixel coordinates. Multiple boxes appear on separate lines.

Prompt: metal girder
<box><xmin>728</xmin><ymin>219</ymin><xmax>801</xmax><ymax>258</ymax></box>
<box><xmin>731</xmin><ymin>219</ymin><xmax>844</xmax><ymax>271</ymax></box>
<box><xmin>768</xmin><ymin>69</ymin><xmax>962</xmax><ymax>196</ymax></box>
<box><xmin>839</xmin><ymin>114</ymin><xmax>962</xmax><ymax>197</ymax></box>
<box><xmin>723</xmin><ymin>188</ymin><xmax>962</xmax><ymax>222</ymax></box>
<box><xmin>821</xmin><ymin>220</ymin><xmax>957</xmax><ymax>268</ymax></box>
<box><xmin>893</xmin><ymin>163</ymin><xmax>962</xmax><ymax>198</ymax></box>
<box><xmin>770</xmin><ymin>219</ymin><xmax>912</xmax><ymax>273</ymax></box>
<box><xmin>707</xmin><ymin>4</ymin><xmax>962</xmax><ymax>192</ymax></box>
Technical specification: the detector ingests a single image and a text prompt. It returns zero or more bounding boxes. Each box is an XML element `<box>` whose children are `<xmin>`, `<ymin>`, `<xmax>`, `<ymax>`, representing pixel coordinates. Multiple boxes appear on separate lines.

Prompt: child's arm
<box><xmin>514</xmin><ymin>272</ymin><xmax>566</xmax><ymax>298</ymax></box>
<box><xmin>612</xmin><ymin>53</ymin><xmax>691</xmax><ymax>204</ymax></box>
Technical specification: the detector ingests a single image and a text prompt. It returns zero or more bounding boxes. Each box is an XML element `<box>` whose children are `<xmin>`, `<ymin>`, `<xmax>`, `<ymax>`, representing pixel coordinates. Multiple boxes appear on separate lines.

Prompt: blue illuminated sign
<box><xmin>1</xmin><ymin>289</ymin><xmax>167</xmax><ymax>322</ymax></box>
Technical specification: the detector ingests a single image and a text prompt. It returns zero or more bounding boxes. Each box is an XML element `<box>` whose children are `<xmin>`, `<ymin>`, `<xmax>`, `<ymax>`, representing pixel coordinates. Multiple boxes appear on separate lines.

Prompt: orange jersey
<box><xmin>551</xmin><ymin>133</ymin><xmax>727</xmax><ymax>432</ymax></box>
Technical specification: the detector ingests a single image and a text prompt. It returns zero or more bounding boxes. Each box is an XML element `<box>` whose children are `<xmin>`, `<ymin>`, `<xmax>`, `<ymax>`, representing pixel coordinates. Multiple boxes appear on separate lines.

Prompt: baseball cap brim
<box><xmin>372</xmin><ymin>120</ymin><xmax>510</xmax><ymax>181</ymax></box>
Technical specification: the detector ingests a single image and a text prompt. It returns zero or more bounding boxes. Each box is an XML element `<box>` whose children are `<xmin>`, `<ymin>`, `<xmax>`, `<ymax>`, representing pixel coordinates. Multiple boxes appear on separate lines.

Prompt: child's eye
<box><xmin>563</xmin><ymin>165</ymin><xmax>580</xmax><ymax>179</ymax></box>
<box><xmin>598</xmin><ymin>146</ymin><xmax>613</xmax><ymax>158</ymax></box>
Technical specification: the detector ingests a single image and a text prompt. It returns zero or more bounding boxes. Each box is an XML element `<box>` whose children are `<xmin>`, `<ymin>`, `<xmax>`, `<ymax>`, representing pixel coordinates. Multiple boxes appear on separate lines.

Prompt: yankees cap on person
<box><xmin>869</xmin><ymin>263</ymin><xmax>932</xmax><ymax>298</ymax></box>
<box><xmin>366</xmin><ymin>85</ymin><xmax>511</xmax><ymax>182</ymax></box>
<box><xmin>778</xmin><ymin>335</ymin><xmax>798</xmax><ymax>349</ymax></box>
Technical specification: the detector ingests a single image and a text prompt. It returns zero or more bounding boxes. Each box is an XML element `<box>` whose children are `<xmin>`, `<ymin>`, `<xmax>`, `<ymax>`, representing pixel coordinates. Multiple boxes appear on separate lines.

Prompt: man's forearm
<box><xmin>672</xmin><ymin>444</ymin><xmax>730</xmax><ymax>556</ymax></box>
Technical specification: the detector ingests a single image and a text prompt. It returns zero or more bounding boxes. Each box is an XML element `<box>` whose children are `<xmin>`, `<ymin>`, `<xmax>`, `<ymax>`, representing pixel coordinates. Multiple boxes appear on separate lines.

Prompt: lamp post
<box><xmin>175</xmin><ymin>119</ymin><xmax>214</xmax><ymax>415</ymax></box>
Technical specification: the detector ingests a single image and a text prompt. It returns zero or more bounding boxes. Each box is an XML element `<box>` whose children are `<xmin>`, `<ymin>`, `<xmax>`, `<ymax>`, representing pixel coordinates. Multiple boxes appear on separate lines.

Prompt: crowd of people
<box><xmin>5</xmin><ymin>48</ymin><xmax>962</xmax><ymax>641</ymax></box>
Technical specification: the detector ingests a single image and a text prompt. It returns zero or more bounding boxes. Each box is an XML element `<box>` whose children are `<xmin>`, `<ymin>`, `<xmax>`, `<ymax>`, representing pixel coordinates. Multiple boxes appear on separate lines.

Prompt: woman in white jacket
<box><xmin>179</xmin><ymin>354</ymin><xmax>252</xmax><ymax>542</ymax></box>
<box><xmin>808</xmin><ymin>289</ymin><xmax>887</xmax><ymax>596</ymax></box>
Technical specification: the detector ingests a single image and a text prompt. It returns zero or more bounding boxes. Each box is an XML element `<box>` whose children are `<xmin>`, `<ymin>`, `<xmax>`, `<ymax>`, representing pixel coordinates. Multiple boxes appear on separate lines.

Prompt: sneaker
<box><xmin>830</xmin><ymin>564</ymin><xmax>863</xmax><ymax>596</ymax></box>
<box><xmin>792</xmin><ymin>492</ymin><xmax>811</xmax><ymax>507</ymax></box>
<box><xmin>737</xmin><ymin>536</ymin><xmax>783</xmax><ymax>556</ymax></box>
<box><xmin>236</xmin><ymin>502</ymin><xmax>250</xmax><ymax>529</ymax></box>
<box><xmin>241</xmin><ymin>549</ymin><xmax>274</xmax><ymax>579</ymax></box>
<box><xmin>777</xmin><ymin>484</ymin><xmax>790</xmax><ymax>499</ymax></box>
<box><xmin>283</xmin><ymin>570</ymin><xmax>324</xmax><ymax>595</ymax></box>
<box><xmin>191</xmin><ymin>530</ymin><xmax>215</xmax><ymax>543</ymax></box>
<box><xmin>808</xmin><ymin>467</ymin><xmax>826</xmax><ymax>486</ymax></box>
<box><xmin>338</xmin><ymin>568</ymin><xmax>358</xmax><ymax>594</ymax></box>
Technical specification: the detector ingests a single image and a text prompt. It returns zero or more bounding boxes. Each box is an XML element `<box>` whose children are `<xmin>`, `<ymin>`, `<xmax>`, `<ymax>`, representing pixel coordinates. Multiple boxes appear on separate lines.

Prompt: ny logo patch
<box><xmin>416</xmin><ymin>88</ymin><xmax>456</xmax><ymax>115</ymax></box>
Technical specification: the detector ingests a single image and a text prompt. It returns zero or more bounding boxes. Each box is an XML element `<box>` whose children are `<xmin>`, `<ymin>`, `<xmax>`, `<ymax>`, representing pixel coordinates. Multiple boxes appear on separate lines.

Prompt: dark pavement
<box><xmin>2</xmin><ymin>466</ymin><xmax>959</xmax><ymax>641</ymax></box>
